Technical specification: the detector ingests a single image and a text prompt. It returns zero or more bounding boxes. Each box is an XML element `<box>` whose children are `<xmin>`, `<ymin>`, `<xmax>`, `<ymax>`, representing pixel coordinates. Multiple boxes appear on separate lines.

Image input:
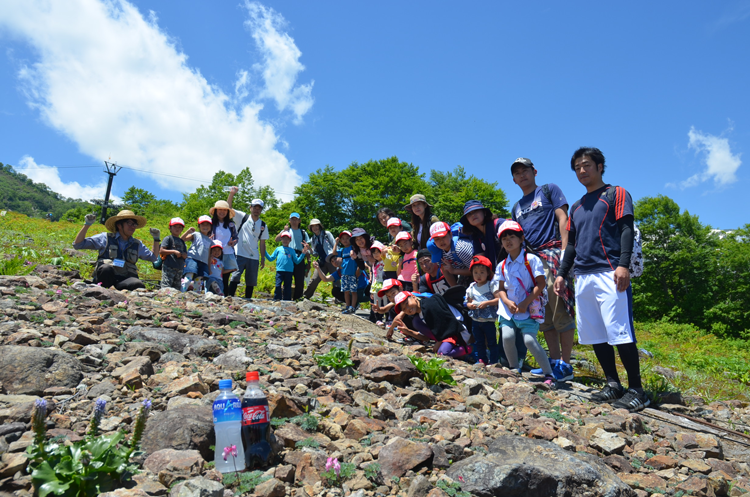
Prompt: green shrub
<box><xmin>408</xmin><ymin>355</ymin><xmax>457</xmax><ymax>386</ymax></box>
<box><xmin>314</xmin><ymin>340</ymin><xmax>355</xmax><ymax>370</ymax></box>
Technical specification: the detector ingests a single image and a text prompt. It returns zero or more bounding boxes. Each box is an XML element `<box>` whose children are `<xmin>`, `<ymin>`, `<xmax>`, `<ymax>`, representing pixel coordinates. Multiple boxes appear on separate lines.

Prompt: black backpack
<box><xmin>238</xmin><ymin>213</ymin><xmax>266</xmax><ymax>237</ymax></box>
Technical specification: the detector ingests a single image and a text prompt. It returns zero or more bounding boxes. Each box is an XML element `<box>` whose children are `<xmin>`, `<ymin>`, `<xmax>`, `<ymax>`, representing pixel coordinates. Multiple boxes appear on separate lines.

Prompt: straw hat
<box><xmin>104</xmin><ymin>210</ymin><xmax>147</xmax><ymax>233</ymax></box>
<box><xmin>209</xmin><ymin>200</ymin><xmax>236</xmax><ymax>219</ymax></box>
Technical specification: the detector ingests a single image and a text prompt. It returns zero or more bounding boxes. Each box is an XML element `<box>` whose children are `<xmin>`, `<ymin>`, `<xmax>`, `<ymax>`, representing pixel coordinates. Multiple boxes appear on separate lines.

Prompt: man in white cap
<box><xmin>226</xmin><ymin>187</ymin><xmax>268</xmax><ymax>299</ymax></box>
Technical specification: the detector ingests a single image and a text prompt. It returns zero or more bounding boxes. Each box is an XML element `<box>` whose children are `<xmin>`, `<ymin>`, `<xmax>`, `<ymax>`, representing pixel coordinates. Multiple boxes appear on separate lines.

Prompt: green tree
<box><xmin>428</xmin><ymin>166</ymin><xmax>509</xmax><ymax>224</ymax></box>
<box><xmin>180</xmin><ymin>169</ymin><xmax>280</xmax><ymax>224</ymax></box>
<box><xmin>705</xmin><ymin>226</ymin><xmax>750</xmax><ymax>339</ymax></box>
<box><xmin>293</xmin><ymin>157</ymin><xmax>429</xmax><ymax>238</ymax></box>
<box><xmin>633</xmin><ymin>195</ymin><xmax>720</xmax><ymax>328</ymax></box>
<box><xmin>121</xmin><ymin>186</ymin><xmax>156</xmax><ymax>216</ymax></box>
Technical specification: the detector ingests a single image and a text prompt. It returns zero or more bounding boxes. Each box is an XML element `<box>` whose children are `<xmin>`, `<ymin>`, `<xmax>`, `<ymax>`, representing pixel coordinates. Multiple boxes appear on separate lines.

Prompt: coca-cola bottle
<box><xmin>241</xmin><ymin>371</ymin><xmax>272</xmax><ymax>469</ymax></box>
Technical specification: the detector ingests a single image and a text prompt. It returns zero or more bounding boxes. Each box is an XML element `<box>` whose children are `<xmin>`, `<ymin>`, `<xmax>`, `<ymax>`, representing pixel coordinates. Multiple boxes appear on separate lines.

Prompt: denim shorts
<box><xmin>498</xmin><ymin>316</ymin><xmax>540</xmax><ymax>335</ymax></box>
<box><xmin>222</xmin><ymin>253</ymin><xmax>239</xmax><ymax>272</ymax></box>
<box><xmin>183</xmin><ymin>258</ymin><xmax>209</xmax><ymax>278</ymax></box>
<box><xmin>341</xmin><ymin>274</ymin><xmax>358</xmax><ymax>292</ymax></box>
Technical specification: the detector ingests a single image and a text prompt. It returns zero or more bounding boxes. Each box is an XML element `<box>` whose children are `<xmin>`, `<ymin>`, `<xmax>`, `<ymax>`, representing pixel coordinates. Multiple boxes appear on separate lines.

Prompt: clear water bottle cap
<box><xmin>219</xmin><ymin>379</ymin><xmax>232</xmax><ymax>390</ymax></box>
<box><xmin>246</xmin><ymin>371</ymin><xmax>259</xmax><ymax>382</ymax></box>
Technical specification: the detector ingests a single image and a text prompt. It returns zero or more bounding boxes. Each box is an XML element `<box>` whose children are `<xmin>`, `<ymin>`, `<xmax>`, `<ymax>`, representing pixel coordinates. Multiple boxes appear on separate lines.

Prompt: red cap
<box><xmin>394</xmin><ymin>231</ymin><xmax>412</xmax><ymax>244</ymax></box>
<box><xmin>280</xmin><ymin>231</ymin><xmax>292</xmax><ymax>239</ymax></box>
<box><xmin>394</xmin><ymin>291</ymin><xmax>412</xmax><ymax>314</ymax></box>
<box><xmin>470</xmin><ymin>255</ymin><xmax>493</xmax><ymax>271</ymax></box>
<box><xmin>386</xmin><ymin>217</ymin><xmax>402</xmax><ymax>228</ymax></box>
<box><xmin>246</xmin><ymin>371</ymin><xmax>259</xmax><ymax>382</ymax></box>
<box><xmin>429</xmin><ymin>222</ymin><xmax>451</xmax><ymax>239</ymax></box>
<box><xmin>497</xmin><ymin>220</ymin><xmax>523</xmax><ymax>237</ymax></box>
<box><xmin>339</xmin><ymin>230</ymin><xmax>352</xmax><ymax>238</ymax></box>
<box><xmin>377</xmin><ymin>278</ymin><xmax>403</xmax><ymax>297</ymax></box>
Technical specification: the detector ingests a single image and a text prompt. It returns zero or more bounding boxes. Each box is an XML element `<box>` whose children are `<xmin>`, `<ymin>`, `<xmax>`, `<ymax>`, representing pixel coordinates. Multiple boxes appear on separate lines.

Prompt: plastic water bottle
<box><xmin>213</xmin><ymin>379</ymin><xmax>245</xmax><ymax>473</ymax></box>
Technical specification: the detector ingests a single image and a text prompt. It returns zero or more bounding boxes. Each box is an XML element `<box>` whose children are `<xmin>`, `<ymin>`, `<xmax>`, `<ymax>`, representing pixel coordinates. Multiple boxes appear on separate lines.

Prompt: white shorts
<box><xmin>575</xmin><ymin>271</ymin><xmax>635</xmax><ymax>346</ymax></box>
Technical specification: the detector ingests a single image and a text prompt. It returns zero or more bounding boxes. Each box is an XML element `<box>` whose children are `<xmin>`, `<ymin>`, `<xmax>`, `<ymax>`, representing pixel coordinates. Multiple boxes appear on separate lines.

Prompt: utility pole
<box><xmin>100</xmin><ymin>160</ymin><xmax>122</xmax><ymax>224</ymax></box>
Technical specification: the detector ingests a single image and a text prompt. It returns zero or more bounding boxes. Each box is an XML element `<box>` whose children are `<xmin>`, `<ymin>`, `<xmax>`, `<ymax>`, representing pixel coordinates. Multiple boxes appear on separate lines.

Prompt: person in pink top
<box><xmin>395</xmin><ymin>231</ymin><xmax>418</xmax><ymax>291</ymax></box>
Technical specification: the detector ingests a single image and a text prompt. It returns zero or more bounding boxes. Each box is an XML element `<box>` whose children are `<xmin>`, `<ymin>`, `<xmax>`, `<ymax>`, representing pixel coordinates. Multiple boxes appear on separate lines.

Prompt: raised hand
<box><xmin>149</xmin><ymin>228</ymin><xmax>161</xmax><ymax>240</ymax></box>
<box><xmin>84</xmin><ymin>213</ymin><xmax>96</xmax><ymax>226</ymax></box>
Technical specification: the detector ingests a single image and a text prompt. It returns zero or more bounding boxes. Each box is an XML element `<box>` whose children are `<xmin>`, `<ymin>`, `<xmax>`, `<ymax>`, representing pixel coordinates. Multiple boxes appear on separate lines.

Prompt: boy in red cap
<box><xmin>160</xmin><ymin>217</ymin><xmax>188</xmax><ymax>290</ymax></box>
<box><xmin>465</xmin><ymin>255</ymin><xmax>500</xmax><ymax>364</ymax></box>
<box><xmin>181</xmin><ymin>215</ymin><xmax>214</xmax><ymax>293</ymax></box>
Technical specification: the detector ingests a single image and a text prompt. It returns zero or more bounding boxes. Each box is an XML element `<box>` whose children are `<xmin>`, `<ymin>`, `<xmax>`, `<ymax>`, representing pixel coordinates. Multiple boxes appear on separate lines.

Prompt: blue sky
<box><xmin>1</xmin><ymin>1</ymin><xmax>748</xmax><ymax>228</ymax></box>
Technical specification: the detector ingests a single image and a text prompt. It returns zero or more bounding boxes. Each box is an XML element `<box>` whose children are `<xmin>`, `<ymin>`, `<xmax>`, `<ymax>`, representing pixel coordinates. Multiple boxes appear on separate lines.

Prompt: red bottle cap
<box><xmin>246</xmin><ymin>371</ymin><xmax>259</xmax><ymax>382</ymax></box>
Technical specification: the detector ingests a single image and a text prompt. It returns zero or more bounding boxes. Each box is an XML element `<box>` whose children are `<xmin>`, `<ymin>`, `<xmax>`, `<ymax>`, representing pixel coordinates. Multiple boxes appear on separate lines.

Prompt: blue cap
<box><xmin>463</xmin><ymin>200</ymin><xmax>486</xmax><ymax>216</ymax></box>
<box><xmin>289</xmin><ymin>212</ymin><xmax>300</xmax><ymax>219</ymax></box>
<box><xmin>218</xmin><ymin>379</ymin><xmax>232</xmax><ymax>390</ymax></box>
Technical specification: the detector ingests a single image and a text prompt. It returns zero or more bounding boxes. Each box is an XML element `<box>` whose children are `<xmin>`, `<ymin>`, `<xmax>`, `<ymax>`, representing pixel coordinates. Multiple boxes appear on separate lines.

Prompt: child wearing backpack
<box><xmin>265</xmin><ymin>231</ymin><xmax>309</xmax><ymax>301</ymax></box>
<box><xmin>494</xmin><ymin>220</ymin><xmax>556</xmax><ymax>385</ymax></box>
<box><xmin>181</xmin><ymin>215</ymin><xmax>214</xmax><ymax>293</ymax></box>
<box><xmin>160</xmin><ymin>217</ymin><xmax>188</xmax><ymax>290</ymax></box>
<box><xmin>465</xmin><ymin>255</ymin><xmax>500</xmax><ymax>365</ymax></box>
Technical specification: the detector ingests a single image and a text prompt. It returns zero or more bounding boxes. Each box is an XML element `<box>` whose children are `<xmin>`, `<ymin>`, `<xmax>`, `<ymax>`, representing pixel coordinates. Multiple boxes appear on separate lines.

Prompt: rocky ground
<box><xmin>0</xmin><ymin>266</ymin><xmax>749</xmax><ymax>497</ymax></box>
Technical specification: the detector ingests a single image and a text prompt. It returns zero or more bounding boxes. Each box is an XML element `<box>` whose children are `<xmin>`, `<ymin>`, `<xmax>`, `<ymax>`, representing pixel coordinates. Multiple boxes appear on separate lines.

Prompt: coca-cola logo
<box><xmin>242</xmin><ymin>405</ymin><xmax>269</xmax><ymax>425</ymax></box>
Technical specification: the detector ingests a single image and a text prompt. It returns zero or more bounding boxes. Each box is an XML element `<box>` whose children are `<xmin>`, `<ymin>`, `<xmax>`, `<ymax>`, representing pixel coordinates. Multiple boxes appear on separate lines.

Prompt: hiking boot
<box><xmin>590</xmin><ymin>384</ymin><xmax>625</xmax><ymax>403</ymax></box>
<box><xmin>531</xmin><ymin>358</ymin><xmax>559</xmax><ymax>377</ymax></box>
<box><xmin>612</xmin><ymin>389</ymin><xmax>651</xmax><ymax>412</ymax></box>
<box><xmin>553</xmin><ymin>360</ymin><xmax>575</xmax><ymax>382</ymax></box>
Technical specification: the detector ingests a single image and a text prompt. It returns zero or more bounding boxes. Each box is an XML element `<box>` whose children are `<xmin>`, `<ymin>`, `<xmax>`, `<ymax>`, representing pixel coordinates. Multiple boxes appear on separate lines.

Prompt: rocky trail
<box><xmin>0</xmin><ymin>266</ymin><xmax>749</xmax><ymax>497</ymax></box>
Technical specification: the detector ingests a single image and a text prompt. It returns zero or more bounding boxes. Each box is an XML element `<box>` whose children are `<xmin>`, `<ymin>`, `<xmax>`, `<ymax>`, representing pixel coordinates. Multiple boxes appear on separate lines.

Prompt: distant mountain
<box><xmin>0</xmin><ymin>163</ymin><xmax>94</xmax><ymax>221</ymax></box>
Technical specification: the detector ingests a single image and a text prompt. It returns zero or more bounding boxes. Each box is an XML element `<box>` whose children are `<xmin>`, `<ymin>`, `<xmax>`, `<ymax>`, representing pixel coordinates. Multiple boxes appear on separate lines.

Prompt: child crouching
<box><xmin>181</xmin><ymin>215</ymin><xmax>213</xmax><ymax>293</ymax></box>
<box><xmin>206</xmin><ymin>239</ymin><xmax>230</xmax><ymax>295</ymax></box>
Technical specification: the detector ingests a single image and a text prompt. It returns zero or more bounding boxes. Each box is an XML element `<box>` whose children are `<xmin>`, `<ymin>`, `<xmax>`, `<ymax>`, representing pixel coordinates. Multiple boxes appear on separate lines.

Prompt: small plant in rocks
<box><xmin>26</xmin><ymin>398</ymin><xmax>152</xmax><ymax>497</ymax></box>
<box><xmin>321</xmin><ymin>457</ymin><xmax>356</xmax><ymax>488</ymax></box>
<box><xmin>314</xmin><ymin>339</ymin><xmax>355</xmax><ymax>370</ymax></box>
<box><xmin>408</xmin><ymin>355</ymin><xmax>457</xmax><ymax>386</ymax></box>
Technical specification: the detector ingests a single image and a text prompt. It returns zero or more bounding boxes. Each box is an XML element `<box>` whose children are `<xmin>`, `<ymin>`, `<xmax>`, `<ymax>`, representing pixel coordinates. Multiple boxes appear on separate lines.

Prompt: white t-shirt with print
<box><xmin>233</xmin><ymin>210</ymin><xmax>269</xmax><ymax>260</ymax></box>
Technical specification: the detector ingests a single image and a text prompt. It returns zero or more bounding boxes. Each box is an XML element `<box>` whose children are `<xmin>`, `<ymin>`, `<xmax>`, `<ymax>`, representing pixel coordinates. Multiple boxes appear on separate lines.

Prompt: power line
<box><xmin>12</xmin><ymin>163</ymin><xmax>296</xmax><ymax>196</ymax></box>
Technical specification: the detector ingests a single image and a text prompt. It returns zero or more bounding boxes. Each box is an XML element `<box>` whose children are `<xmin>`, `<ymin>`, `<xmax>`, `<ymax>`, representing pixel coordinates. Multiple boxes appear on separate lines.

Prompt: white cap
<box><xmin>251</xmin><ymin>199</ymin><xmax>265</xmax><ymax>208</ymax></box>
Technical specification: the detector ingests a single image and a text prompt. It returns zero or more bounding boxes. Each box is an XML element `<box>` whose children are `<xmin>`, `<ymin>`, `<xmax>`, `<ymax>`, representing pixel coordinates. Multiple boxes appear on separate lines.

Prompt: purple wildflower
<box><xmin>56</xmin><ymin>289</ymin><xmax>62</xmax><ymax>295</ymax></box>
<box><xmin>142</xmin><ymin>399</ymin><xmax>152</xmax><ymax>410</ymax></box>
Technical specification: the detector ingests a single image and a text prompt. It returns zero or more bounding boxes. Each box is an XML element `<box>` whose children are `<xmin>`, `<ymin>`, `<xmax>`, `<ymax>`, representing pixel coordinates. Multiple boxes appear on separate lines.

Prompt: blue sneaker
<box><xmin>531</xmin><ymin>358</ymin><xmax>559</xmax><ymax>377</ymax></box>
<box><xmin>553</xmin><ymin>360</ymin><xmax>575</xmax><ymax>382</ymax></box>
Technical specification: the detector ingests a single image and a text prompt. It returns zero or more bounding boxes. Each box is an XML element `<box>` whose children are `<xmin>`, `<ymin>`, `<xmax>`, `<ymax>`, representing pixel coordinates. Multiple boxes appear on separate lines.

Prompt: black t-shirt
<box><xmin>161</xmin><ymin>235</ymin><xmax>187</xmax><ymax>269</ymax></box>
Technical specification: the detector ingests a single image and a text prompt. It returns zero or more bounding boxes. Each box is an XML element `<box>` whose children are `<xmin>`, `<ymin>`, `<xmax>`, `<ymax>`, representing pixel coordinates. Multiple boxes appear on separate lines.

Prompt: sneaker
<box><xmin>543</xmin><ymin>375</ymin><xmax>557</xmax><ymax>387</ymax></box>
<box><xmin>553</xmin><ymin>360</ymin><xmax>575</xmax><ymax>382</ymax></box>
<box><xmin>612</xmin><ymin>389</ymin><xmax>651</xmax><ymax>412</ymax></box>
<box><xmin>531</xmin><ymin>358</ymin><xmax>559</xmax><ymax>377</ymax></box>
<box><xmin>590</xmin><ymin>384</ymin><xmax>625</xmax><ymax>403</ymax></box>
<box><xmin>341</xmin><ymin>307</ymin><xmax>350</xmax><ymax>314</ymax></box>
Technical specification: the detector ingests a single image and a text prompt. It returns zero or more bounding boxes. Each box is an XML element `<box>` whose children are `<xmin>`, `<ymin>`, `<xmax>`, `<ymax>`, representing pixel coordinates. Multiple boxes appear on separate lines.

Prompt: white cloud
<box><xmin>667</xmin><ymin>126</ymin><xmax>742</xmax><ymax>190</ymax></box>
<box><xmin>0</xmin><ymin>0</ymin><xmax>308</xmax><ymax>200</ymax></box>
<box><xmin>17</xmin><ymin>156</ymin><xmax>119</xmax><ymax>202</ymax></box>
<box><xmin>244</xmin><ymin>1</ymin><xmax>314</xmax><ymax>123</ymax></box>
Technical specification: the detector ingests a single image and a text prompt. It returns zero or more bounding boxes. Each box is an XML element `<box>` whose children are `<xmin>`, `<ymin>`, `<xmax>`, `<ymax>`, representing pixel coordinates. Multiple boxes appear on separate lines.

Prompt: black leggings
<box><xmin>592</xmin><ymin>342</ymin><xmax>642</xmax><ymax>390</ymax></box>
<box><xmin>94</xmin><ymin>265</ymin><xmax>146</xmax><ymax>291</ymax></box>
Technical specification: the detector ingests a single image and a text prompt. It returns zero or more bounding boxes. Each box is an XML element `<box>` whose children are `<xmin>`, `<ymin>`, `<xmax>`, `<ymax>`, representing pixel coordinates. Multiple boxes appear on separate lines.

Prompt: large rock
<box><xmin>142</xmin><ymin>406</ymin><xmax>215</xmax><ymax>461</ymax></box>
<box><xmin>212</xmin><ymin>348</ymin><xmax>253</xmax><ymax>370</ymax></box>
<box><xmin>0</xmin><ymin>346</ymin><xmax>83</xmax><ymax>395</ymax></box>
<box><xmin>169</xmin><ymin>477</ymin><xmax>224</xmax><ymax>497</ymax></box>
<box><xmin>358</xmin><ymin>355</ymin><xmax>419</xmax><ymax>386</ymax></box>
<box><xmin>446</xmin><ymin>435</ymin><xmax>636</xmax><ymax>497</ymax></box>
<box><xmin>378</xmin><ymin>437</ymin><xmax>433</xmax><ymax>478</ymax></box>
<box><xmin>0</xmin><ymin>275</ymin><xmax>48</xmax><ymax>289</ymax></box>
<box><xmin>124</xmin><ymin>327</ymin><xmax>225</xmax><ymax>358</ymax></box>
<box><xmin>81</xmin><ymin>285</ymin><xmax>127</xmax><ymax>303</ymax></box>
<box><xmin>144</xmin><ymin>449</ymin><xmax>205</xmax><ymax>475</ymax></box>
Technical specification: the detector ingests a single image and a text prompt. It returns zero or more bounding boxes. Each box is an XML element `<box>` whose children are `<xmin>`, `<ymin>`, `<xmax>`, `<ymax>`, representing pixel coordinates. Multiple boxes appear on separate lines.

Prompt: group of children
<box><xmin>158</xmin><ymin>198</ymin><xmax>561</xmax><ymax>383</ymax></box>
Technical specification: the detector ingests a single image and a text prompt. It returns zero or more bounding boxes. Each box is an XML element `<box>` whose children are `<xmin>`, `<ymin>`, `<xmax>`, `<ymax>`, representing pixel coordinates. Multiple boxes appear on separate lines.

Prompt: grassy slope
<box><xmin>1</xmin><ymin>211</ymin><xmax>747</xmax><ymax>403</ymax></box>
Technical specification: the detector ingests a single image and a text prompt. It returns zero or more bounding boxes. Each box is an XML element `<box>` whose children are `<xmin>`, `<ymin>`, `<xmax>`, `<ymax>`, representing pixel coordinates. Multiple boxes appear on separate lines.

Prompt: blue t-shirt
<box><xmin>512</xmin><ymin>183</ymin><xmax>568</xmax><ymax>249</ymax></box>
<box><xmin>568</xmin><ymin>185</ymin><xmax>633</xmax><ymax>275</ymax></box>
<box><xmin>331</xmin><ymin>268</ymin><xmax>370</xmax><ymax>288</ymax></box>
<box><xmin>426</xmin><ymin>236</ymin><xmax>474</xmax><ymax>270</ymax></box>
<box><xmin>338</xmin><ymin>246</ymin><xmax>357</xmax><ymax>276</ymax></box>
<box><xmin>265</xmin><ymin>246</ymin><xmax>306</xmax><ymax>272</ymax></box>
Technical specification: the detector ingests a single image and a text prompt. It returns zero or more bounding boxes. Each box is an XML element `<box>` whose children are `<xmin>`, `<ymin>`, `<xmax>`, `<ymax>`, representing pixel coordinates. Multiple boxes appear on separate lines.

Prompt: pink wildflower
<box><xmin>222</xmin><ymin>445</ymin><xmax>237</xmax><ymax>461</ymax></box>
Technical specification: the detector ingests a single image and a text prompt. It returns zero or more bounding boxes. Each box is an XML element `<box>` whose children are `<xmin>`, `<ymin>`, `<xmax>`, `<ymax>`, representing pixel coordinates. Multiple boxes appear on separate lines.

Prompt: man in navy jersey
<box><xmin>554</xmin><ymin>147</ymin><xmax>648</xmax><ymax>412</ymax></box>
<box><xmin>510</xmin><ymin>158</ymin><xmax>575</xmax><ymax>381</ymax></box>
<box><xmin>416</xmin><ymin>249</ymin><xmax>454</xmax><ymax>295</ymax></box>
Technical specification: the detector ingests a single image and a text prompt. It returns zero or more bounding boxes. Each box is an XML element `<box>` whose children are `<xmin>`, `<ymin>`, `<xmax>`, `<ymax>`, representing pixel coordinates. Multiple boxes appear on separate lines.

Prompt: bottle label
<box><xmin>213</xmin><ymin>398</ymin><xmax>242</xmax><ymax>423</ymax></box>
<box><xmin>242</xmin><ymin>405</ymin><xmax>269</xmax><ymax>425</ymax></box>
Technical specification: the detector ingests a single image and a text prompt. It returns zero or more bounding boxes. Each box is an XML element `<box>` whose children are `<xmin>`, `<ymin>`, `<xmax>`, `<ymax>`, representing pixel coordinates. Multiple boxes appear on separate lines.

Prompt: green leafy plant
<box><xmin>540</xmin><ymin>406</ymin><xmax>577</xmax><ymax>424</ymax></box>
<box><xmin>437</xmin><ymin>479</ymin><xmax>471</xmax><ymax>497</ymax></box>
<box><xmin>314</xmin><ymin>339</ymin><xmax>355</xmax><ymax>370</ymax></box>
<box><xmin>363</xmin><ymin>462</ymin><xmax>381</xmax><ymax>483</ymax></box>
<box><xmin>408</xmin><ymin>355</ymin><xmax>457</xmax><ymax>386</ymax></box>
<box><xmin>321</xmin><ymin>457</ymin><xmax>356</xmax><ymax>488</ymax></box>
<box><xmin>270</xmin><ymin>417</ymin><xmax>288</xmax><ymax>428</ymax></box>
<box><xmin>26</xmin><ymin>398</ymin><xmax>152</xmax><ymax>497</ymax></box>
<box><xmin>222</xmin><ymin>470</ymin><xmax>270</xmax><ymax>495</ymax></box>
<box><xmin>295</xmin><ymin>438</ymin><xmax>320</xmax><ymax>449</ymax></box>
<box><xmin>290</xmin><ymin>413</ymin><xmax>318</xmax><ymax>432</ymax></box>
